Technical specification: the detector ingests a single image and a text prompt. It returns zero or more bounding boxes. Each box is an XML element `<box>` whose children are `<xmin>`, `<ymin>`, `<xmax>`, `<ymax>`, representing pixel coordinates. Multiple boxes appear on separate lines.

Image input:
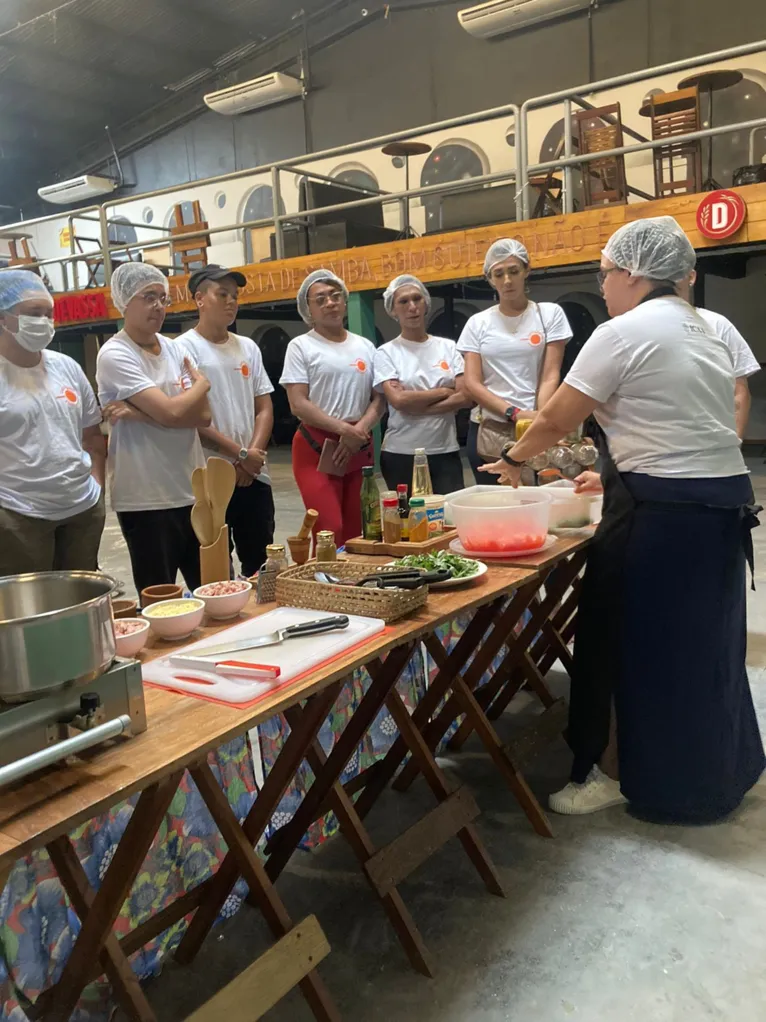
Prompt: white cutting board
<box><xmin>143</xmin><ymin>607</ymin><xmax>386</xmax><ymax>705</ymax></box>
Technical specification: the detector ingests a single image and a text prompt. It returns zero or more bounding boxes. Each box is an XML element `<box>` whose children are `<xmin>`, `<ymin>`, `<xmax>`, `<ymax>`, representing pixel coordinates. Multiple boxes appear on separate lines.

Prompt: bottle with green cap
<box><xmin>408</xmin><ymin>496</ymin><xmax>429</xmax><ymax>543</ymax></box>
<box><xmin>361</xmin><ymin>466</ymin><xmax>382</xmax><ymax>541</ymax></box>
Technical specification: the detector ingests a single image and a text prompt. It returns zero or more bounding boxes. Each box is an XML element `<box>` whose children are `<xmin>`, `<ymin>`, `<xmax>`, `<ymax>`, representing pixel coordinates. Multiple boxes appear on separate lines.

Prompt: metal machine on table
<box><xmin>0</xmin><ymin>571</ymin><xmax>147</xmax><ymax>789</ymax></box>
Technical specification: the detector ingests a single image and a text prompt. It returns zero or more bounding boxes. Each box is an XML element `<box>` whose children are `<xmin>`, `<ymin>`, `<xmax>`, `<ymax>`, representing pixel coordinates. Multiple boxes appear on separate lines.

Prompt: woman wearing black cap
<box><xmin>178</xmin><ymin>265</ymin><xmax>276</xmax><ymax>576</ymax></box>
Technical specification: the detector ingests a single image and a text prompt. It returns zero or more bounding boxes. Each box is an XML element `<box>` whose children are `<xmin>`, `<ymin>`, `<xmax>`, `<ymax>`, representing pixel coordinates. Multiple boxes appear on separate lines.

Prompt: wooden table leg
<box><xmin>176</xmin><ymin>682</ymin><xmax>342</xmax><ymax>966</ymax></box>
<box><xmin>190</xmin><ymin>762</ymin><xmax>340</xmax><ymax>1022</ymax></box>
<box><xmin>45</xmin><ymin>771</ymin><xmax>184</xmax><ymax>1022</ymax></box>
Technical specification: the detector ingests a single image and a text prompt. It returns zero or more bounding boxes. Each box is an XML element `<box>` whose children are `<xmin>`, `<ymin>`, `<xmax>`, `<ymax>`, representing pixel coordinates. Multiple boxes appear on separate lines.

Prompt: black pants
<box><xmin>226</xmin><ymin>478</ymin><xmax>275</xmax><ymax>577</ymax></box>
<box><xmin>117</xmin><ymin>505</ymin><xmax>201</xmax><ymax>596</ymax></box>
<box><xmin>380</xmin><ymin>450</ymin><xmax>466</xmax><ymax>495</ymax></box>
<box><xmin>465</xmin><ymin>421</ymin><xmax>500</xmax><ymax>486</ymax></box>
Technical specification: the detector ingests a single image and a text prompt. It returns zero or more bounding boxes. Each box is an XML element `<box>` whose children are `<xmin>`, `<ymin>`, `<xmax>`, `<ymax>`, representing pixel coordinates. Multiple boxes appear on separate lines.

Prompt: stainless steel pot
<box><xmin>0</xmin><ymin>571</ymin><xmax>118</xmax><ymax>703</ymax></box>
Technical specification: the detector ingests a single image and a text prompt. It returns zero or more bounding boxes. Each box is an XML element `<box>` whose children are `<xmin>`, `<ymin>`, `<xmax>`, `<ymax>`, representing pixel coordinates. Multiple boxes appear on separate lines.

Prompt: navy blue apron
<box><xmin>567</xmin><ymin>287</ymin><xmax>765</xmax><ymax>821</ymax></box>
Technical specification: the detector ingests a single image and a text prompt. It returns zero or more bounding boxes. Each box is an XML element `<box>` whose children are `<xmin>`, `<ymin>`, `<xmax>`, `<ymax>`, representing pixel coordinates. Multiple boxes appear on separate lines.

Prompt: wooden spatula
<box><xmin>191</xmin><ymin>500</ymin><xmax>215</xmax><ymax>547</ymax></box>
<box><xmin>191</xmin><ymin>466</ymin><xmax>208</xmax><ymax>506</ymax></box>
<box><xmin>206</xmin><ymin>457</ymin><xmax>236</xmax><ymax>534</ymax></box>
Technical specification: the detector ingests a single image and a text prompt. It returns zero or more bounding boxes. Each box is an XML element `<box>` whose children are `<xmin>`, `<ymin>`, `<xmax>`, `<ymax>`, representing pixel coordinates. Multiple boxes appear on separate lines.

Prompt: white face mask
<box><xmin>11</xmin><ymin>314</ymin><xmax>56</xmax><ymax>352</ymax></box>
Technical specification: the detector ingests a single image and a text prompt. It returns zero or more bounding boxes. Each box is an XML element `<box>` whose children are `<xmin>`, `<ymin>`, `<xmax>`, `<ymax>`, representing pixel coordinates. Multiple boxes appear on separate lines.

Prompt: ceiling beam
<box><xmin>0</xmin><ymin>37</ymin><xmax>159</xmax><ymax>90</ymax></box>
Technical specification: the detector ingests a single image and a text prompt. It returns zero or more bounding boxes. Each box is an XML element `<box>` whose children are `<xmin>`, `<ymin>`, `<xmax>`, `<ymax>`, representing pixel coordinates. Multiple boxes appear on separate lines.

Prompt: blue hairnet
<box><xmin>383</xmin><ymin>275</ymin><xmax>432</xmax><ymax>318</ymax></box>
<box><xmin>296</xmin><ymin>269</ymin><xmax>348</xmax><ymax>324</ymax></box>
<box><xmin>0</xmin><ymin>270</ymin><xmax>52</xmax><ymax>311</ymax></box>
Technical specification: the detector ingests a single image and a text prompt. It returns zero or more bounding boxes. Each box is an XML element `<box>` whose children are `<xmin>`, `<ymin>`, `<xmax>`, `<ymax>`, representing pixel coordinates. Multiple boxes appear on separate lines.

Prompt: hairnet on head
<box><xmin>296</xmin><ymin>269</ymin><xmax>348</xmax><ymax>324</ymax></box>
<box><xmin>0</xmin><ymin>270</ymin><xmax>52</xmax><ymax>311</ymax></box>
<box><xmin>382</xmin><ymin>274</ymin><xmax>432</xmax><ymax>318</ymax></box>
<box><xmin>110</xmin><ymin>263</ymin><xmax>169</xmax><ymax>314</ymax></box>
<box><xmin>484</xmin><ymin>238</ymin><xmax>530</xmax><ymax>276</ymax></box>
<box><xmin>602</xmin><ymin>216</ymin><xmax>696</xmax><ymax>282</ymax></box>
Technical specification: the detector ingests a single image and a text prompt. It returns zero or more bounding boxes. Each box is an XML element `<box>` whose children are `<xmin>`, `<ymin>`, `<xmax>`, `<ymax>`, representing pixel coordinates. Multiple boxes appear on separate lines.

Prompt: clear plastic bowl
<box><xmin>449</xmin><ymin>490</ymin><xmax>550</xmax><ymax>553</ymax></box>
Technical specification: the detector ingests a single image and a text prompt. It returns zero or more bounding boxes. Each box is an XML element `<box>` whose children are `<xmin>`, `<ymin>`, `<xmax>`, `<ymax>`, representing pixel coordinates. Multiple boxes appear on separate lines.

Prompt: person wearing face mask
<box><xmin>481</xmin><ymin>217</ymin><xmax>764</xmax><ymax>823</ymax></box>
<box><xmin>374</xmin><ymin>275</ymin><xmax>470</xmax><ymax>494</ymax></box>
<box><xmin>96</xmin><ymin>263</ymin><xmax>211</xmax><ymax>595</ymax></box>
<box><xmin>0</xmin><ymin>269</ymin><xmax>106</xmax><ymax>575</ymax></box>
<box><xmin>177</xmin><ymin>265</ymin><xmax>275</xmax><ymax>576</ymax></box>
<box><xmin>280</xmin><ymin>269</ymin><xmax>384</xmax><ymax>546</ymax></box>
<box><xmin>459</xmin><ymin>239</ymin><xmax>573</xmax><ymax>483</ymax></box>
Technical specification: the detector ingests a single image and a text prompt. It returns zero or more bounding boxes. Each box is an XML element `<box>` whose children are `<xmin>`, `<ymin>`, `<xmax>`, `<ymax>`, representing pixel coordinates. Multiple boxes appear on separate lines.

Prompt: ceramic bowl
<box><xmin>193</xmin><ymin>580</ymin><xmax>252</xmax><ymax>620</ymax></box>
<box><xmin>113</xmin><ymin>617</ymin><xmax>150</xmax><ymax>657</ymax></box>
<box><xmin>141</xmin><ymin>598</ymin><xmax>206</xmax><ymax>640</ymax></box>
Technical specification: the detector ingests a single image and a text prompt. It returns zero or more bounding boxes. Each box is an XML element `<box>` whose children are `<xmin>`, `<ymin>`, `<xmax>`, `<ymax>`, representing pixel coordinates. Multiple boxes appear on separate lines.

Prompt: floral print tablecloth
<box><xmin>0</xmin><ymin>611</ymin><xmax>508</xmax><ymax>1021</ymax></box>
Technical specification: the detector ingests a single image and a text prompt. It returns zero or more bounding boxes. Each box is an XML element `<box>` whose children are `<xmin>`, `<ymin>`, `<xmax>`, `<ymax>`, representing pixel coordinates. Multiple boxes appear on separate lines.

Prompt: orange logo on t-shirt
<box><xmin>529</xmin><ymin>333</ymin><xmax>543</xmax><ymax>347</ymax></box>
<box><xmin>351</xmin><ymin>359</ymin><xmax>367</xmax><ymax>373</ymax></box>
<box><xmin>434</xmin><ymin>360</ymin><xmax>451</xmax><ymax>371</ymax></box>
<box><xmin>57</xmin><ymin>387</ymin><xmax>78</xmax><ymax>405</ymax></box>
<box><xmin>237</xmin><ymin>362</ymin><xmax>250</xmax><ymax>378</ymax></box>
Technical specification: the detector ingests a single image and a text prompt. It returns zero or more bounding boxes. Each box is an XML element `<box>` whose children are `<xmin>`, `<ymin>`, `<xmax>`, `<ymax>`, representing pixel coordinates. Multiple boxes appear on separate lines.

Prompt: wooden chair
<box><xmin>183</xmin><ymin>915</ymin><xmax>331</xmax><ymax>1022</ymax></box>
<box><xmin>170</xmin><ymin>200</ymin><xmax>210</xmax><ymax>273</ymax></box>
<box><xmin>574</xmin><ymin>103</ymin><xmax>628</xmax><ymax>208</ymax></box>
<box><xmin>3</xmin><ymin>233</ymin><xmax>40</xmax><ymax>274</ymax></box>
<box><xmin>649</xmin><ymin>87</ymin><xmax>703</xmax><ymax>197</ymax></box>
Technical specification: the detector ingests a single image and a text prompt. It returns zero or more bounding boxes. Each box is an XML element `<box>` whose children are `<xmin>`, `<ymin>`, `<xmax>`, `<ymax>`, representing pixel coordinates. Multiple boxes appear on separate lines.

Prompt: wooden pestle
<box><xmin>297</xmin><ymin>508</ymin><xmax>319</xmax><ymax>540</ymax></box>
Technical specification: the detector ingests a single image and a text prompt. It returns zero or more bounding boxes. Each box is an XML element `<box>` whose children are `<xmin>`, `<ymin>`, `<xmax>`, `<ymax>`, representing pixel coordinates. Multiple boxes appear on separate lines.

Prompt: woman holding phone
<box><xmin>280</xmin><ymin>269</ymin><xmax>383</xmax><ymax>545</ymax></box>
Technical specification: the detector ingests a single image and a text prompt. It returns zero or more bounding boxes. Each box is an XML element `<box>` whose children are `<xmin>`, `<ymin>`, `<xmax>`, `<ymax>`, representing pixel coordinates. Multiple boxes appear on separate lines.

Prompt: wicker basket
<box><xmin>276</xmin><ymin>561</ymin><xmax>427</xmax><ymax>623</ymax></box>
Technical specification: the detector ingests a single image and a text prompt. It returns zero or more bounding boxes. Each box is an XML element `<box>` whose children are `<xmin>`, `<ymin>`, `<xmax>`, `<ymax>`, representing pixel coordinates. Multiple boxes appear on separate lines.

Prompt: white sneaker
<box><xmin>549</xmin><ymin>766</ymin><xmax>627</xmax><ymax>816</ymax></box>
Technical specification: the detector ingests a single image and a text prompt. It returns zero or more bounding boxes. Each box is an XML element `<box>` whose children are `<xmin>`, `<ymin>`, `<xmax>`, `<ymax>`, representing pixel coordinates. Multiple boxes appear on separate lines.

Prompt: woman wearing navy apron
<box><xmin>459</xmin><ymin>238</ymin><xmax>572</xmax><ymax>483</ymax></box>
<box><xmin>481</xmin><ymin>216</ymin><xmax>764</xmax><ymax>823</ymax></box>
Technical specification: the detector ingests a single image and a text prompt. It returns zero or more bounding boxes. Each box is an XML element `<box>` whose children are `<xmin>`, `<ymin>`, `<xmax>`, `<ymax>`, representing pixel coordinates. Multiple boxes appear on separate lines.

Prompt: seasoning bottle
<box><xmin>382</xmin><ymin>497</ymin><xmax>402</xmax><ymax>544</ymax></box>
<box><xmin>264</xmin><ymin>544</ymin><xmax>289</xmax><ymax>575</ymax></box>
<box><xmin>256</xmin><ymin>543</ymin><xmax>289</xmax><ymax>603</ymax></box>
<box><xmin>408</xmin><ymin>496</ymin><xmax>429</xmax><ymax>543</ymax></box>
<box><xmin>397</xmin><ymin>484</ymin><xmax>410</xmax><ymax>541</ymax></box>
<box><xmin>315</xmin><ymin>530</ymin><xmax>337</xmax><ymax>562</ymax></box>
<box><xmin>361</xmin><ymin>466</ymin><xmax>382</xmax><ymax>541</ymax></box>
<box><xmin>411</xmin><ymin>449</ymin><xmax>433</xmax><ymax>497</ymax></box>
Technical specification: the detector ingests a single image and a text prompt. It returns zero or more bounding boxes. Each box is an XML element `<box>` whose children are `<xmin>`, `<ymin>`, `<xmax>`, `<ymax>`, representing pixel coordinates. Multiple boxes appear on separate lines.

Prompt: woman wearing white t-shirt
<box><xmin>374</xmin><ymin>275</ymin><xmax>470</xmax><ymax>494</ymax></box>
<box><xmin>482</xmin><ymin>217</ymin><xmax>764</xmax><ymax>824</ymax></box>
<box><xmin>96</xmin><ymin>264</ymin><xmax>211</xmax><ymax>595</ymax></box>
<box><xmin>280</xmin><ymin>269</ymin><xmax>383</xmax><ymax>545</ymax></box>
<box><xmin>0</xmin><ymin>270</ymin><xmax>106</xmax><ymax>575</ymax></box>
<box><xmin>459</xmin><ymin>238</ymin><xmax>572</xmax><ymax>483</ymax></box>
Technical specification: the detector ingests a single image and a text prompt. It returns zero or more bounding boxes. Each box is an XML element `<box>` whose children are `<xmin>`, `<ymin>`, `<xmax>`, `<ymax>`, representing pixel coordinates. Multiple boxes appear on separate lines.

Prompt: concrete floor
<box><xmin>102</xmin><ymin>451</ymin><xmax>766</xmax><ymax>1022</ymax></box>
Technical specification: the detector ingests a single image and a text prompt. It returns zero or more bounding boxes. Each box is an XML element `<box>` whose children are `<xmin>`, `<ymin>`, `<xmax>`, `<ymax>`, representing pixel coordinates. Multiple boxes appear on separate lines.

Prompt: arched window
<box><xmin>420</xmin><ymin>141</ymin><xmax>488</xmax><ymax>232</ymax></box>
<box><xmin>241</xmin><ymin>186</ymin><xmax>285</xmax><ymax>262</ymax></box>
<box><xmin>331</xmin><ymin>164</ymin><xmax>380</xmax><ymax>194</ymax></box>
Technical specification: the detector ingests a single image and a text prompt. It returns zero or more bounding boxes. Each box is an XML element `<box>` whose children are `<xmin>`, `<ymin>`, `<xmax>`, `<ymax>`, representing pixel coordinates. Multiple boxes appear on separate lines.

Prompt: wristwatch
<box><xmin>500</xmin><ymin>441</ymin><xmax>524</xmax><ymax>468</ymax></box>
<box><xmin>504</xmin><ymin>405</ymin><xmax>519</xmax><ymax>423</ymax></box>
<box><xmin>238</xmin><ymin>447</ymin><xmax>249</xmax><ymax>461</ymax></box>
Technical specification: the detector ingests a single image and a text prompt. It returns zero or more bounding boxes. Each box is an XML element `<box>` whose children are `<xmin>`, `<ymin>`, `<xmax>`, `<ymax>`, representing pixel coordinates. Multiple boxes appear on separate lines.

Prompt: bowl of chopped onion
<box><xmin>141</xmin><ymin>598</ymin><xmax>205</xmax><ymax>640</ymax></box>
<box><xmin>193</xmin><ymin>579</ymin><xmax>252</xmax><ymax>620</ymax></box>
<box><xmin>113</xmin><ymin>617</ymin><xmax>150</xmax><ymax>657</ymax></box>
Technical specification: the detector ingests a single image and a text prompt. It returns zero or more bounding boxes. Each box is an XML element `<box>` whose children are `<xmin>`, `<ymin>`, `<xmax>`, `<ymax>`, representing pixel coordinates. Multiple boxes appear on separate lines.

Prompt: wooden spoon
<box><xmin>191</xmin><ymin>500</ymin><xmax>215</xmax><ymax>547</ymax></box>
<box><xmin>206</xmin><ymin>456</ymin><xmax>236</xmax><ymax>534</ymax></box>
<box><xmin>298</xmin><ymin>508</ymin><xmax>319</xmax><ymax>541</ymax></box>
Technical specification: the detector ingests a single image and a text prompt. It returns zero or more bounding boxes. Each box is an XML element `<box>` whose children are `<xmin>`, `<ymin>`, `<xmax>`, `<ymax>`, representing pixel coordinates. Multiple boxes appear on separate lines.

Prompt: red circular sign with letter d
<box><xmin>696</xmin><ymin>190</ymin><xmax>747</xmax><ymax>240</ymax></box>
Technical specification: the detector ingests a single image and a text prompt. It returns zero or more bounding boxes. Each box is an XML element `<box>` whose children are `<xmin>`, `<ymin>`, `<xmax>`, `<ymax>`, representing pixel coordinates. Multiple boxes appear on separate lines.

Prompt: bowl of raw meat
<box><xmin>113</xmin><ymin>617</ymin><xmax>150</xmax><ymax>658</ymax></box>
<box><xmin>193</xmin><ymin>579</ymin><xmax>253</xmax><ymax>620</ymax></box>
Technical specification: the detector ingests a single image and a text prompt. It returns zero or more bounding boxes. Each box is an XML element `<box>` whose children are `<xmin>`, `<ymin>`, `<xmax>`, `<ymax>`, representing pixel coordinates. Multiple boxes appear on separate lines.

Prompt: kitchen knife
<box><xmin>181</xmin><ymin>615</ymin><xmax>350</xmax><ymax>659</ymax></box>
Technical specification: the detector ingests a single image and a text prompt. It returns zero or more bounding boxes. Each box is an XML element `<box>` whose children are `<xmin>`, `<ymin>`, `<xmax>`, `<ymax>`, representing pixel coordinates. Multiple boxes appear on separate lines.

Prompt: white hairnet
<box><xmin>382</xmin><ymin>274</ymin><xmax>432</xmax><ymax>318</ymax></box>
<box><xmin>110</xmin><ymin>263</ymin><xmax>169</xmax><ymax>314</ymax></box>
<box><xmin>602</xmin><ymin>216</ymin><xmax>696</xmax><ymax>282</ymax></box>
<box><xmin>296</xmin><ymin>269</ymin><xmax>348</xmax><ymax>324</ymax></box>
<box><xmin>484</xmin><ymin>238</ymin><xmax>530</xmax><ymax>276</ymax></box>
<box><xmin>0</xmin><ymin>270</ymin><xmax>52</xmax><ymax>311</ymax></box>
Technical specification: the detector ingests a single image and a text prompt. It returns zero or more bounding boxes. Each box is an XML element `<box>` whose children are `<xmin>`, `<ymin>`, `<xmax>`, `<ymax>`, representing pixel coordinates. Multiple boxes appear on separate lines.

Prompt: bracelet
<box><xmin>500</xmin><ymin>442</ymin><xmax>524</xmax><ymax>468</ymax></box>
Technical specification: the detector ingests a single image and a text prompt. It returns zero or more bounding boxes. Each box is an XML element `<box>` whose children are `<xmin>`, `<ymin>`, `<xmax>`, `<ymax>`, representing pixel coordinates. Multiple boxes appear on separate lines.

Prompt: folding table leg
<box><xmin>190</xmin><ymin>762</ymin><xmax>340</xmax><ymax>1022</ymax></box>
<box><xmin>46</xmin><ymin>771</ymin><xmax>184</xmax><ymax>1022</ymax></box>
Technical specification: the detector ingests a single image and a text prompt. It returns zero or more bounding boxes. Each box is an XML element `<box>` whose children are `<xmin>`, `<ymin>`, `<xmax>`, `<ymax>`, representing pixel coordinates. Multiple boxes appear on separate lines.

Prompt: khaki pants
<box><xmin>0</xmin><ymin>495</ymin><xmax>106</xmax><ymax>576</ymax></box>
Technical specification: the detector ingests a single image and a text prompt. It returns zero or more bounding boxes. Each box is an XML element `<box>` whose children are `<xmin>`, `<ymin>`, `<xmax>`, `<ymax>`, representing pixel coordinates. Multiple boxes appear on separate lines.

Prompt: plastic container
<box><xmin>423</xmin><ymin>494</ymin><xmax>445</xmax><ymax>535</ymax></box>
<box><xmin>449</xmin><ymin>490</ymin><xmax>549</xmax><ymax>553</ymax></box>
<box><xmin>382</xmin><ymin>497</ymin><xmax>402</xmax><ymax>544</ymax></box>
<box><xmin>408</xmin><ymin>497</ymin><xmax>429</xmax><ymax>542</ymax></box>
<box><xmin>541</xmin><ymin>479</ymin><xmax>602</xmax><ymax>527</ymax></box>
<box><xmin>444</xmin><ymin>485</ymin><xmax>547</xmax><ymax>526</ymax></box>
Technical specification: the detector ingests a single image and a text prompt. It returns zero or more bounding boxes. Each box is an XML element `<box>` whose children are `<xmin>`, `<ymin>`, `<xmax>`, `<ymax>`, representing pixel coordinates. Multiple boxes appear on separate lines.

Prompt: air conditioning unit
<box><xmin>204</xmin><ymin>72</ymin><xmax>303</xmax><ymax>116</ymax></box>
<box><xmin>37</xmin><ymin>175</ymin><xmax>118</xmax><ymax>205</ymax></box>
<box><xmin>458</xmin><ymin>0</ymin><xmax>591</xmax><ymax>39</ymax></box>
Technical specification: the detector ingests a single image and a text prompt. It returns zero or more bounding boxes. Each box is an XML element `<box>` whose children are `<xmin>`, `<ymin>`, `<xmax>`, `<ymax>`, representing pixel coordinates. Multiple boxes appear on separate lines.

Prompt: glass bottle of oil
<box><xmin>411</xmin><ymin>449</ymin><xmax>433</xmax><ymax>498</ymax></box>
<box><xmin>361</xmin><ymin>466</ymin><xmax>382</xmax><ymax>541</ymax></box>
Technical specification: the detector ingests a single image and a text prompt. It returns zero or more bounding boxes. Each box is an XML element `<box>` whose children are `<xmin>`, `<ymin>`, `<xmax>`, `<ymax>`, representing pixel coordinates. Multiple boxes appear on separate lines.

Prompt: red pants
<box><xmin>292</xmin><ymin>427</ymin><xmax>372</xmax><ymax>548</ymax></box>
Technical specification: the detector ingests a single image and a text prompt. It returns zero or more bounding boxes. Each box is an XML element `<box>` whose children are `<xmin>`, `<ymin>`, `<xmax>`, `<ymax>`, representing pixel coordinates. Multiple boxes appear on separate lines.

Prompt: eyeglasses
<box><xmin>490</xmin><ymin>266</ymin><xmax>524</xmax><ymax>281</ymax></box>
<box><xmin>311</xmin><ymin>290</ymin><xmax>345</xmax><ymax>308</ymax></box>
<box><xmin>597</xmin><ymin>267</ymin><xmax>620</xmax><ymax>288</ymax></box>
<box><xmin>137</xmin><ymin>292</ymin><xmax>172</xmax><ymax>308</ymax></box>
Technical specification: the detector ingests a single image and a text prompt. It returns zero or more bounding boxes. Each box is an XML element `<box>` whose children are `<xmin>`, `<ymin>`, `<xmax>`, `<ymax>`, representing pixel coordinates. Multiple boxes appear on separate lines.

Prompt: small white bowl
<box><xmin>141</xmin><ymin>598</ymin><xmax>206</xmax><ymax>640</ymax></box>
<box><xmin>193</xmin><ymin>580</ymin><xmax>252</xmax><ymax>620</ymax></box>
<box><xmin>113</xmin><ymin>617</ymin><xmax>150</xmax><ymax>658</ymax></box>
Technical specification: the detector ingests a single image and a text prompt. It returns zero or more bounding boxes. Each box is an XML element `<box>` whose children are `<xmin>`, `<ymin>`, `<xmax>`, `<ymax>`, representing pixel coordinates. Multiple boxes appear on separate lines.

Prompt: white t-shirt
<box><xmin>178</xmin><ymin>328</ymin><xmax>275</xmax><ymax>487</ymax></box>
<box><xmin>696</xmin><ymin>309</ymin><xmax>760</xmax><ymax>378</ymax></box>
<box><xmin>373</xmin><ymin>335</ymin><xmax>464</xmax><ymax>455</ymax></box>
<box><xmin>565</xmin><ymin>296</ymin><xmax>746</xmax><ymax>478</ymax></box>
<box><xmin>0</xmin><ymin>350</ymin><xmax>102</xmax><ymax>521</ymax></box>
<box><xmin>96</xmin><ymin>331</ymin><xmax>204</xmax><ymax>512</ymax></box>
<box><xmin>458</xmin><ymin>303</ymin><xmax>572</xmax><ymax>422</ymax></box>
<box><xmin>280</xmin><ymin>330</ymin><xmax>376</xmax><ymax>423</ymax></box>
